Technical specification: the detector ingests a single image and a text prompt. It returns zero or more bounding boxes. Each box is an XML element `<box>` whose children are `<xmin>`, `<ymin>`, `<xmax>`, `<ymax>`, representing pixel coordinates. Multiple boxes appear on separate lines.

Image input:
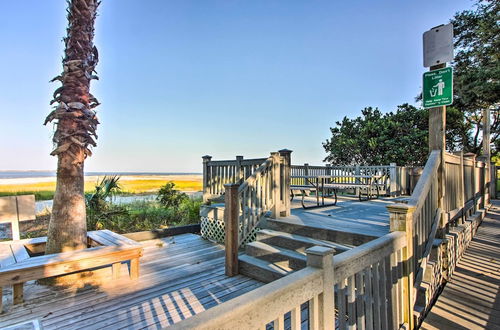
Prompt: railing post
<box><xmin>271</xmin><ymin>152</ymin><xmax>281</xmax><ymax>218</ymax></box>
<box><xmin>387</xmin><ymin>203</ymin><xmax>415</xmax><ymax>329</ymax></box>
<box><xmin>326</xmin><ymin>164</ymin><xmax>332</xmax><ymax>176</ymax></box>
<box><xmin>483</xmin><ymin>107</ymin><xmax>491</xmax><ymax>205</ymax></box>
<box><xmin>304</xmin><ymin>163</ymin><xmax>310</xmax><ymax>187</ymax></box>
<box><xmin>224</xmin><ymin>183</ymin><xmax>240</xmax><ymax>277</ymax></box>
<box><xmin>235</xmin><ymin>155</ymin><xmax>244</xmax><ymax>183</ymax></box>
<box><xmin>389</xmin><ymin>163</ymin><xmax>397</xmax><ymax>197</ymax></box>
<box><xmin>355</xmin><ymin>164</ymin><xmax>361</xmax><ymax>196</ymax></box>
<box><xmin>279</xmin><ymin>149</ymin><xmax>293</xmax><ymax>217</ymax></box>
<box><xmin>458</xmin><ymin>151</ymin><xmax>466</xmax><ymax>223</ymax></box>
<box><xmin>491</xmin><ymin>162</ymin><xmax>497</xmax><ymax>201</ymax></box>
<box><xmin>477</xmin><ymin>157</ymin><xmax>486</xmax><ymax>209</ymax></box>
<box><xmin>463</xmin><ymin>153</ymin><xmax>476</xmax><ymax>213</ymax></box>
<box><xmin>202</xmin><ymin>155</ymin><xmax>212</xmax><ymax>203</ymax></box>
<box><xmin>306</xmin><ymin>246</ymin><xmax>335</xmax><ymax>330</ymax></box>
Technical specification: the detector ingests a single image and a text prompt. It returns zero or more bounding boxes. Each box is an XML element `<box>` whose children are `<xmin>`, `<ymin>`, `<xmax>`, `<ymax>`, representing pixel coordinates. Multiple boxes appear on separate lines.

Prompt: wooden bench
<box><xmin>0</xmin><ymin>230</ymin><xmax>143</xmax><ymax>313</ymax></box>
<box><xmin>290</xmin><ymin>185</ymin><xmax>317</xmax><ymax>198</ymax></box>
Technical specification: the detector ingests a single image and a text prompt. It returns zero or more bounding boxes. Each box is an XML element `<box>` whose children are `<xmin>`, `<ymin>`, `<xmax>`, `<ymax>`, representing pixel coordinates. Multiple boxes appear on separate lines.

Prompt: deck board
<box><xmin>0</xmin><ymin>234</ymin><xmax>264</xmax><ymax>329</ymax></box>
<box><xmin>421</xmin><ymin>201</ymin><xmax>500</xmax><ymax>330</ymax></box>
<box><xmin>286</xmin><ymin>195</ymin><xmax>393</xmax><ymax>238</ymax></box>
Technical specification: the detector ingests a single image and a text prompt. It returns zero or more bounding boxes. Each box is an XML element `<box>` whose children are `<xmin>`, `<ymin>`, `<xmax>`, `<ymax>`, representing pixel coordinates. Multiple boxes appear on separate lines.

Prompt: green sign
<box><xmin>423</xmin><ymin>67</ymin><xmax>453</xmax><ymax>108</ymax></box>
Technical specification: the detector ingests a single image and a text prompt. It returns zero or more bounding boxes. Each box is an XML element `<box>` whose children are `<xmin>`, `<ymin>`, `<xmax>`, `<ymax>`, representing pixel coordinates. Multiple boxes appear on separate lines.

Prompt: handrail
<box><xmin>207</xmin><ymin>158</ymin><xmax>267</xmax><ymax>165</ymax></box>
<box><xmin>171</xmin><ymin>231</ymin><xmax>407</xmax><ymax>330</ymax></box>
<box><xmin>238</xmin><ymin>158</ymin><xmax>273</xmax><ymax>192</ymax></box>
<box><xmin>168</xmin><ymin>267</ymin><xmax>324</xmax><ymax>330</ymax></box>
<box><xmin>202</xmin><ymin>155</ymin><xmax>268</xmax><ymax>201</ymax></box>
<box><xmin>333</xmin><ymin>231</ymin><xmax>406</xmax><ymax>281</ymax></box>
<box><xmin>406</xmin><ymin>150</ymin><xmax>441</xmax><ymax>207</ymax></box>
<box><xmin>237</xmin><ymin>153</ymin><xmax>280</xmax><ymax>245</ymax></box>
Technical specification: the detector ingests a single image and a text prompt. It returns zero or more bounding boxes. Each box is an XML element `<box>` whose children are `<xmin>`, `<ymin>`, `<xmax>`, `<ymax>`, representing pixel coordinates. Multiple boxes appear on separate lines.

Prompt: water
<box><xmin>0</xmin><ymin>171</ymin><xmax>200</xmax><ymax>179</ymax></box>
<box><xmin>35</xmin><ymin>192</ymin><xmax>203</xmax><ymax>213</ymax></box>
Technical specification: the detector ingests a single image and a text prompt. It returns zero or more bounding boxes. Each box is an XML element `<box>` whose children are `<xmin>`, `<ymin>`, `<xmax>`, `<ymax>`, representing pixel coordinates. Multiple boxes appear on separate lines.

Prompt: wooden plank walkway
<box><xmin>0</xmin><ymin>234</ymin><xmax>264</xmax><ymax>329</ymax></box>
<box><xmin>421</xmin><ymin>201</ymin><xmax>500</xmax><ymax>330</ymax></box>
<box><xmin>288</xmin><ymin>195</ymin><xmax>393</xmax><ymax>239</ymax></box>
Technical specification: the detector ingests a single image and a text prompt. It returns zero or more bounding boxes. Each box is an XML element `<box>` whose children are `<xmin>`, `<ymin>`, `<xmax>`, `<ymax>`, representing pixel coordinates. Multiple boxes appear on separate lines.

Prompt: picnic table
<box><xmin>290</xmin><ymin>174</ymin><xmax>383</xmax><ymax>209</ymax></box>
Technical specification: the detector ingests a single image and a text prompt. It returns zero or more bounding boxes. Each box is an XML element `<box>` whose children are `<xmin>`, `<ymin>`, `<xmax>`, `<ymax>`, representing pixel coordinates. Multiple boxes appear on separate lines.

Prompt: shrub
<box><xmin>86</xmin><ymin>175</ymin><xmax>122</xmax><ymax>213</ymax></box>
<box><xmin>157</xmin><ymin>182</ymin><xmax>189</xmax><ymax>208</ymax></box>
<box><xmin>82</xmin><ymin>179</ymin><xmax>202</xmax><ymax>233</ymax></box>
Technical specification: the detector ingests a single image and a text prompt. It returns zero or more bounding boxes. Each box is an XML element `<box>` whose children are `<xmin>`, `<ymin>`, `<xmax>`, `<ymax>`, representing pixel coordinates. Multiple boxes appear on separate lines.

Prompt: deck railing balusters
<box><xmin>194</xmin><ymin>147</ymin><xmax>491</xmax><ymax>330</ymax></box>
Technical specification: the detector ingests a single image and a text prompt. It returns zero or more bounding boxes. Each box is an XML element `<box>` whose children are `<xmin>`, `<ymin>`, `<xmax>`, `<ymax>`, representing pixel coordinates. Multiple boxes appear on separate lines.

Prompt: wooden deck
<box><xmin>421</xmin><ymin>201</ymin><xmax>500</xmax><ymax>330</ymax></box>
<box><xmin>287</xmin><ymin>195</ymin><xmax>393</xmax><ymax>239</ymax></box>
<box><xmin>0</xmin><ymin>234</ymin><xmax>264</xmax><ymax>329</ymax></box>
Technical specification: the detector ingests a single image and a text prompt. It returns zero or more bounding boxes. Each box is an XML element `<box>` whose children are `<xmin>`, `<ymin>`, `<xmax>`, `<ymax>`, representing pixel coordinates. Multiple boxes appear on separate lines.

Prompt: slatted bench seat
<box><xmin>322</xmin><ymin>182</ymin><xmax>380</xmax><ymax>201</ymax></box>
<box><xmin>0</xmin><ymin>230</ymin><xmax>143</xmax><ymax>313</ymax></box>
<box><xmin>290</xmin><ymin>184</ymin><xmax>316</xmax><ymax>193</ymax></box>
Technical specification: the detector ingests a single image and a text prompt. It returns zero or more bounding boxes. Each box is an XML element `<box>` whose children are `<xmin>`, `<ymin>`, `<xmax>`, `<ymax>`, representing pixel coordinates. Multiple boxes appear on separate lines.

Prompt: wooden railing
<box><xmin>291</xmin><ymin>163</ymin><xmax>406</xmax><ymax>196</ymax></box>
<box><xmin>333</xmin><ymin>231</ymin><xmax>407</xmax><ymax>329</ymax></box>
<box><xmin>237</xmin><ymin>153</ymin><xmax>281</xmax><ymax>244</ymax></box>
<box><xmin>170</xmin><ymin>232</ymin><xmax>407</xmax><ymax>330</ymax></box>
<box><xmin>443</xmin><ymin>152</ymin><xmax>487</xmax><ymax>224</ymax></box>
<box><xmin>405</xmin><ymin>150</ymin><xmax>440</xmax><ymax>275</ymax></box>
<box><xmin>224</xmin><ymin>152</ymin><xmax>291</xmax><ymax>276</ymax></box>
<box><xmin>193</xmin><ymin>149</ymin><xmax>492</xmax><ymax>330</ymax></box>
<box><xmin>202</xmin><ymin>155</ymin><xmax>267</xmax><ymax>201</ymax></box>
<box><xmin>386</xmin><ymin>149</ymin><xmax>492</xmax><ymax>328</ymax></box>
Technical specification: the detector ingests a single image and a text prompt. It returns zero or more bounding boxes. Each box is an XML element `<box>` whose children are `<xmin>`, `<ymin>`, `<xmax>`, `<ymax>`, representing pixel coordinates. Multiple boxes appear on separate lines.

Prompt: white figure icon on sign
<box><xmin>430</xmin><ymin>79</ymin><xmax>445</xmax><ymax>97</ymax></box>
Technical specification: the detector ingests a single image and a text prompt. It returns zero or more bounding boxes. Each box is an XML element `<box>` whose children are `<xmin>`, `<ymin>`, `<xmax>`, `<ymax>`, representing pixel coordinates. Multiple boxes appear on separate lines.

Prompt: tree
<box><xmin>323</xmin><ymin>105</ymin><xmax>429</xmax><ymax>166</ymax></box>
<box><xmin>44</xmin><ymin>0</ymin><xmax>100</xmax><ymax>254</ymax></box>
<box><xmin>451</xmin><ymin>0</ymin><xmax>499</xmax><ymax>155</ymax></box>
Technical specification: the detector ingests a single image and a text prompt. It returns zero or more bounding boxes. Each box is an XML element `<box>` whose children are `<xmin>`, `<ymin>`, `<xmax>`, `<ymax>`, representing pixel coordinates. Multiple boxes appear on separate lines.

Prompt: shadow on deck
<box><xmin>286</xmin><ymin>195</ymin><xmax>395</xmax><ymax>239</ymax></box>
<box><xmin>421</xmin><ymin>201</ymin><xmax>500</xmax><ymax>330</ymax></box>
<box><xmin>0</xmin><ymin>234</ymin><xmax>263</xmax><ymax>330</ymax></box>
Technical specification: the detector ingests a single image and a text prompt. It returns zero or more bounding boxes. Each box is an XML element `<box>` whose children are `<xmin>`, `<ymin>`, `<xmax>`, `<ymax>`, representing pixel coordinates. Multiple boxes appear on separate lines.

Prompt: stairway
<box><xmin>238</xmin><ymin>217</ymin><xmax>378</xmax><ymax>283</ymax></box>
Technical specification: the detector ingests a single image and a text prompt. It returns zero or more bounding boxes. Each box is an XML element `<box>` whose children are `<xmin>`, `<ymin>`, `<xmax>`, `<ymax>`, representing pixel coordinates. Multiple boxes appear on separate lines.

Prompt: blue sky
<box><xmin>0</xmin><ymin>0</ymin><xmax>474</xmax><ymax>172</ymax></box>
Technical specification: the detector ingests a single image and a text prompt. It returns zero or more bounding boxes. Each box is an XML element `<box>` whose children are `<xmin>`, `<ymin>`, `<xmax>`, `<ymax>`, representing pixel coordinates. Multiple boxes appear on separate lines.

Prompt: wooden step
<box><xmin>265</xmin><ymin>218</ymin><xmax>379</xmax><ymax>246</ymax></box>
<box><xmin>245</xmin><ymin>241</ymin><xmax>306</xmax><ymax>270</ymax></box>
<box><xmin>256</xmin><ymin>229</ymin><xmax>351</xmax><ymax>254</ymax></box>
<box><xmin>238</xmin><ymin>254</ymin><xmax>293</xmax><ymax>283</ymax></box>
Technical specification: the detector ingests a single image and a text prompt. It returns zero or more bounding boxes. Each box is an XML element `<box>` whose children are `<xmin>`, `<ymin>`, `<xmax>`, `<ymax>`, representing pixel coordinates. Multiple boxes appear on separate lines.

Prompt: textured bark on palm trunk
<box><xmin>45</xmin><ymin>0</ymin><xmax>100</xmax><ymax>254</ymax></box>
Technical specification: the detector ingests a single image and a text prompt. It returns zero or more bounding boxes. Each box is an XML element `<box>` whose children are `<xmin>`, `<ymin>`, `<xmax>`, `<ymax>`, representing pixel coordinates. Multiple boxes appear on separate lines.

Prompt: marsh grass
<box><xmin>0</xmin><ymin>179</ymin><xmax>202</xmax><ymax>200</ymax></box>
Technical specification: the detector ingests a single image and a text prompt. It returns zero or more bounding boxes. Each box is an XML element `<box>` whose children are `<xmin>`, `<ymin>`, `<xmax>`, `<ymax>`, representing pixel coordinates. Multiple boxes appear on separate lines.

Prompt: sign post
<box><xmin>423</xmin><ymin>23</ymin><xmax>454</xmax><ymax>152</ymax></box>
<box><xmin>422</xmin><ymin>23</ymin><xmax>453</xmax><ymax>281</ymax></box>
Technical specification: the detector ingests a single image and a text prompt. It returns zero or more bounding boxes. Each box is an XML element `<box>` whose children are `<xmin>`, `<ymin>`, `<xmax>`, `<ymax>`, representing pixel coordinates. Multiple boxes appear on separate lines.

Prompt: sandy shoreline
<box><xmin>0</xmin><ymin>174</ymin><xmax>202</xmax><ymax>186</ymax></box>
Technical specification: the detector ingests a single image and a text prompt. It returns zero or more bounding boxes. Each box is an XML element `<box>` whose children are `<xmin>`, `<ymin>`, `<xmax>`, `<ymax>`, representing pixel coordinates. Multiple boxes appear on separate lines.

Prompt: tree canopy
<box><xmin>323</xmin><ymin>105</ymin><xmax>428</xmax><ymax>166</ymax></box>
<box><xmin>451</xmin><ymin>0</ymin><xmax>499</xmax><ymax>155</ymax></box>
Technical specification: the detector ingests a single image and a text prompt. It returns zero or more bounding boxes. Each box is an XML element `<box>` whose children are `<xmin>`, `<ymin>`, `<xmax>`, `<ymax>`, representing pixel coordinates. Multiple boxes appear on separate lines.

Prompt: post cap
<box><xmin>305</xmin><ymin>246</ymin><xmax>335</xmax><ymax>256</ymax></box>
<box><xmin>278</xmin><ymin>149</ymin><xmax>293</xmax><ymax>154</ymax></box>
<box><xmin>202</xmin><ymin>155</ymin><xmax>212</xmax><ymax>160</ymax></box>
<box><xmin>386</xmin><ymin>203</ymin><xmax>415</xmax><ymax>213</ymax></box>
<box><xmin>224</xmin><ymin>183</ymin><xmax>240</xmax><ymax>189</ymax></box>
<box><xmin>236</xmin><ymin>155</ymin><xmax>244</xmax><ymax>160</ymax></box>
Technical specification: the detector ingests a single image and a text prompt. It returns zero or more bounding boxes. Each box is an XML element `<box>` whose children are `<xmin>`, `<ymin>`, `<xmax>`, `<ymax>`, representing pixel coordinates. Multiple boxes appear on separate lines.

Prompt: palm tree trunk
<box><xmin>45</xmin><ymin>0</ymin><xmax>100</xmax><ymax>254</ymax></box>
